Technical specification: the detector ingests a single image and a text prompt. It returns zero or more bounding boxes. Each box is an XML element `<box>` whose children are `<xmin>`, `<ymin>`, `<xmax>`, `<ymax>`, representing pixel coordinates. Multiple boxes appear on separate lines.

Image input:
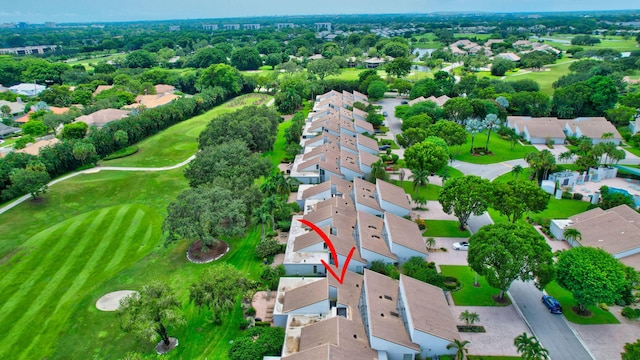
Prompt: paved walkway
<box><xmin>452</xmin><ymin>158</ymin><xmax>529</xmax><ymax>181</ymax></box>
<box><xmin>0</xmin><ymin>155</ymin><xmax>196</xmax><ymax>216</ymax></box>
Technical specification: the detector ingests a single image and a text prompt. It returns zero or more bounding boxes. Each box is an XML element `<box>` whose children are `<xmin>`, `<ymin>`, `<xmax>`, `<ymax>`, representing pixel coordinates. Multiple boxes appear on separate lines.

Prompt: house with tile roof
<box><xmin>550</xmin><ymin>205</ymin><xmax>640</xmax><ymax>270</ymax></box>
<box><xmin>75</xmin><ymin>109</ymin><xmax>129</xmax><ymax>128</ymax></box>
<box><xmin>507</xmin><ymin>116</ymin><xmax>622</xmax><ymax>145</ymax></box>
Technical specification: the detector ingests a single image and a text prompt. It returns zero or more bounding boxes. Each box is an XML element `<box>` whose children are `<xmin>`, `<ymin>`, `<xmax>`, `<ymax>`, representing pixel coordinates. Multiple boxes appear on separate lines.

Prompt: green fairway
<box><xmin>454</xmin><ymin>132</ymin><xmax>537</xmax><ymax>164</ymax></box>
<box><xmin>545</xmin><ymin>282</ymin><xmax>620</xmax><ymax>325</ymax></box>
<box><xmin>0</xmin><ymin>166</ymin><xmax>267</xmax><ymax>359</ymax></box>
<box><xmin>64</xmin><ymin>53</ymin><xmax>126</xmax><ymax>71</ymax></box>
<box><xmin>439</xmin><ymin>265</ymin><xmax>511</xmax><ymax>306</ymax></box>
<box><xmin>0</xmin><ymin>204</ymin><xmax>162</xmax><ymax>359</ymax></box>
<box><xmin>422</xmin><ymin>220</ymin><xmax>470</xmax><ymax>238</ymax></box>
<box><xmin>541</xmin><ymin>34</ymin><xmax>639</xmax><ymax>52</ymax></box>
<box><xmin>504</xmin><ymin>60</ymin><xmax>574</xmax><ymax>95</ymax></box>
<box><xmin>102</xmin><ymin>93</ymin><xmax>272</xmax><ymax>167</ymax></box>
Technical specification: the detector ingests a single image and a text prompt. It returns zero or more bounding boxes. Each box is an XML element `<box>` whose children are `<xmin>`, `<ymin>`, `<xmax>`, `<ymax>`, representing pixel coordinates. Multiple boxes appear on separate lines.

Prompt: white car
<box><xmin>452</xmin><ymin>242</ymin><xmax>469</xmax><ymax>251</ymax></box>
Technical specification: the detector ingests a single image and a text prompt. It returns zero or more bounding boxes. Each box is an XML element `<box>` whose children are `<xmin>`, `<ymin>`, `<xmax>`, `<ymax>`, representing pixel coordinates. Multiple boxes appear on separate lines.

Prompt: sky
<box><xmin>0</xmin><ymin>0</ymin><xmax>637</xmax><ymax>24</ymax></box>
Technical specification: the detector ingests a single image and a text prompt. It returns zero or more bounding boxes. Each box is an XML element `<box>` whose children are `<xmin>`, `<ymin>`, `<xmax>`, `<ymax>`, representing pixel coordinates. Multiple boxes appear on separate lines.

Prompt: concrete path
<box><xmin>0</xmin><ymin>155</ymin><xmax>196</xmax><ymax>216</ymax></box>
<box><xmin>452</xmin><ymin>158</ymin><xmax>529</xmax><ymax>181</ymax></box>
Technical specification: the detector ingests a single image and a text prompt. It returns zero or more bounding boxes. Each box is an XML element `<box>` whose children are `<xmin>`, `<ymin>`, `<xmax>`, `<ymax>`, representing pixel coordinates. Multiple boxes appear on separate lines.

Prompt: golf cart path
<box><xmin>0</xmin><ymin>154</ymin><xmax>196</xmax><ymax>216</ymax></box>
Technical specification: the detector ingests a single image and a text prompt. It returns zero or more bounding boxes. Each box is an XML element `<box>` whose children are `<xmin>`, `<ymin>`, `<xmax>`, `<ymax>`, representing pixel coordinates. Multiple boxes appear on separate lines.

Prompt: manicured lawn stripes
<box><xmin>0</xmin><ymin>205</ymin><xmax>162</xmax><ymax>359</ymax></box>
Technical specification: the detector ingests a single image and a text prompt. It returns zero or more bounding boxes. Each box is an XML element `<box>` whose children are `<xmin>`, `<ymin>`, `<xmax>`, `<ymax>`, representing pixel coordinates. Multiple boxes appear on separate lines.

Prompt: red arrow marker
<box><xmin>298</xmin><ymin>219</ymin><xmax>356</xmax><ymax>285</ymax></box>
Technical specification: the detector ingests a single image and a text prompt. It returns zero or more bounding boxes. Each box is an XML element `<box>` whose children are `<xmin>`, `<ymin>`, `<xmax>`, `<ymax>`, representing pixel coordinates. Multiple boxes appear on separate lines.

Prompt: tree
<box><xmin>163</xmin><ymin>186</ymin><xmax>247</xmax><ymax>251</ymax></box>
<box><xmin>307</xmin><ymin>59</ymin><xmax>340</xmax><ymax>80</ymax></box>
<box><xmin>563</xmin><ymin>228</ymin><xmax>582</xmax><ymax>244</ymax></box>
<box><xmin>0</xmin><ymin>105</ymin><xmax>11</xmax><ymax>119</ymax></box>
<box><xmin>72</xmin><ymin>141</ymin><xmax>97</xmax><ymax>165</ymax></box>
<box><xmin>3</xmin><ymin>164</ymin><xmax>50</xmax><ymax>200</ymax></box>
<box><xmin>427</xmin><ymin>121</ymin><xmax>467</xmax><ymax>154</ymax></box>
<box><xmin>491</xmin><ymin>58</ymin><xmax>515</xmax><ymax>76</ymax></box>
<box><xmin>425</xmin><ymin>237</ymin><xmax>436</xmax><ymax>250</ymax></box>
<box><xmin>22</xmin><ymin>120</ymin><xmax>48</xmax><ymax>137</ymax></box>
<box><xmin>384</xmin><ymin>57</ymin><xmax>412</xmax><ymax>78</ymax></box>
<box><xmin>556</xmin><ymin>247</ymin><xmax>628</xmax><ymax>313</ymax></box>
<box><xmin>465</xmin><ymin>118</ymin><xmax>485</xmax><ymax>153</ymax></box>
<box><xmin>401</xmin><ymin>114</ymin><xmax>433</xmax><ymax>131</ymax></box>
<box><xmin>447</xmin><ymin>339</ymin><xmax>471</xmax><ymax>360</ymax></box>
<box><xmin>404</xmin><ymin>140</ymin><xmax>449</xmax><ymax>175</ymax></box>
<box><xmin>231</xmin><ymin>47</ymin><xmax>263</xmax><ymax>70</ymax></box>
<box><xmin>42</xmin><ymin>113</ymin><xmax>71</xmax><ymax>135</ymax></box>
<box><xmin>397</xmin><ymin>128</ymin><xmax>428</xmax><ymax>148</ymax></box>
<box><xmin>514</xmin><ymin>333</ymin><xmax>550</xmax><ymax>360</ymax></box>
<box><xmin>459</xmin><ymin>310</ymin><xmax>480</xmax><ymax>327</ymax></box>
<box><xmin>468</xmin><ymin>223</ymin><xmax>555</xmax><ymax>300</ymax></box>
<box><xmin>190</xmin><ymin>263</ymin><xmax>254</xmax><ymax>323</ymax></box>
<box><xmin>525</xmin><ymin>150</ymin><xmax>557</xmax><ymax>182</ymax></box>
<box><xmin>123</xmin><ymin>50</ymin><xmax>157</xmax><ymax>68</ymax></box>
<box><xmin>367</xmin><ymin>80</ymin><xmax>387</xmax><ymax>100</ymax></box>
<box><xmin>482</xmin><ymin>113</ymin><xmax>501</xmax><ymax>152</ymax></box>
<box><xmin>439</xmin><ymin>175</ymin><xmax>492</xmax><ymax>230</ymax></box>
<box><xmin>597</xmin><ymin>186</ymin><xmax>635</xmax><ymax>210</ymax></box>
<box><xmin>558</xmin><ymin>151</ymin><xmax>573</xmax><ymax>164</ymax></box>
<box><xmin>228</xmin><ymin>326</ymin><xmax>285</xmax><ymax>360</ymax></box>
<box><xmin>410</xmin><ymin>168</ymin><xmax>431</xmax><ymax>192</ymax></box>
<box><xmin>491</xmin><ymin>180</ymin><xmax>550</xmax><ymax>223</ymax></box>
<box><xmin>198</xmin><ymin>63</ymin><xmax>242</xmax><ymax>95</ymax></box>
<box><xmin>61</xmin><ymin>122</ymin><xmax>88</xmax><ymax>139</ymax></box>
<box><xmin>368</xmin><ymin>160</ymin><xmax>389</xmax><ymax>183</ymax></box>
<box><xmin>512</xmin><ymin>164</ymin><xmax>524</xmax><ymax>182</ymax></box>
<box><xmin>118</xmin><ymin>281</ymin><xmax>185</xmax><ymax>350</ymax></box>
<box><xmin>444</xmin><ymin>97</ymin><xmax>474</xmax><ymax>124</ymax></box>
<box><xmin>622</xmin><ymin>339</ymin><xmax>640</xmax><ymax>360</ymax></box>
<box><xmin>185</xmin><ymin>47</ymin><xmax>227</xmax><ymax>68</ymax></box>
<box><xmin>392</xmin><ymin>78</ymin><xmax>412</xmax><ymax>95</ymax></box>
<box><xmin>605</xmin><ymin>105</ymin><xmax>636</xmax><ymax>127</ymax></box>
<box><xmin>264</xmin><ymin>53</ymin><xmax>283</xmax><ymax>70</ymax></box>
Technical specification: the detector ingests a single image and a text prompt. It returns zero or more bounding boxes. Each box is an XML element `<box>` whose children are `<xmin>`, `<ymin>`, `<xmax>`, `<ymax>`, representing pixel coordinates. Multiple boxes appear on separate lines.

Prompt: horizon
<box><xmin>1</xmin><ymin>0</ymin><xmax>638</xmax><ymax>24</ymax></box>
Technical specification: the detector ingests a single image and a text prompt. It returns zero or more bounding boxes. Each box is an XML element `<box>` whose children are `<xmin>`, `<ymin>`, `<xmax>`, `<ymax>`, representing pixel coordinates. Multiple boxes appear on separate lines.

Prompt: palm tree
<box><xmin>514</xmin><ymin>333</ymin><xmax>550</xmax><ymax>360</ymax></box>
<box><xmin>466</xmin><ymin>118</ymin><xmax>485</xmax><ymax>154</ymax></box>
<box><xmin>482</xmin><ymin>113</ymin><xmax>502</xmax><ymax>152</ymax></box>
<box><xmin>512</xmin><ymin>164</ymin><xmax>523</xmax><ymax>182</ymax></box>
<box><xmin>368</xmin><ymin>160</ymin><xmax>389</xmax><ymax>183</ymax></box>
<box><xmin>447</xmin><ymin>339</ymin><xmax>471</xmax><ymax>360</ymax></box>
<box><xmin>425</xmin><ymin>237</ymin><xmax>436</xmax><ymax>250</ymax></box>
<box><xmin>459</xmin><ymin>310</ymin><xmax>480</xmax><ymax>328</ymax></box>
<box><xmin>410</xmin><ymin>168</ymin><xmax>430</xmax><ymax>192</ymax></box>
<box><xmin>563</xmin><ymin>228</ymin><xmax>582</xmax><ymax>245</ymax></box>
<box><xmin>558</xmin><ymin>151</ymin><xmax>573</xmax><ymax>164</ymax></box>
<box><xmin>252</xmin><ymin>205</ymin><xmax>271</xmax><ymax>242</ymax></box>
<box><xmin>399</xmin><ymin>168</ymin><xmax>406</xmax><ymax>184</ymax></box>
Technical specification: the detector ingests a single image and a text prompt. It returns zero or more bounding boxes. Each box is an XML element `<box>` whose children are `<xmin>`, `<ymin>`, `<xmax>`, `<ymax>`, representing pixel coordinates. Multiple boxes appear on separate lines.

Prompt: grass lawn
<box><xmin>454</xmin><ymin>133</ymin><xmax>537</xmax><ymax>164</ymax></box>
<box><xmin>101</xmin><ymin>93</ymin><xmax>272</xmax><ymax>167</ymax></box>
<box><xmin>422</xmin><ymin>220</ymin><xmax>470</xmax><ymax>238</ymax></box>
<box><xmin>439</xmin><ymin>265</ymin><xmax>511</xmax><ymax>306</ymax></box>
<box><xmin>542</xmin><ymin>35</ymin><xmax>639</xmax><ymax>52</ymax></box>
<box><xmin>65</xmin><ymin>53</ymin><xmax>126</xmax><ymax>71</ymax></box>
<box><xmin>263</xmin><ymin>118</ymin><xmax>293</xmax><ymax>167</ymax></box>
<box><xmin>392</xmin><ymin>180</ymin><xmax>441</xmax><ymax>201</ymax></box>
<box><xmin>504</xmin><ymin>60</ymin><xmax>574</xmax><ymax>95</ymax></box>
<box><xmin>623</xmin><ymin>146</ymin><xmax>640</xmax><ymax>157</ymax></box>
<box><xmin>488</xmin><ymin>196</ymin><xmax>590</xmax><ymax>226</ymax></box>
<box><xmin>545</xmin><ymin>282</ymin><xmax>620</xmax><ymax>325</ymax></box>
<box><xmin>0</xmin><ymin>166</ymin><xmax>266</xmax><ymax>359</ymax></box>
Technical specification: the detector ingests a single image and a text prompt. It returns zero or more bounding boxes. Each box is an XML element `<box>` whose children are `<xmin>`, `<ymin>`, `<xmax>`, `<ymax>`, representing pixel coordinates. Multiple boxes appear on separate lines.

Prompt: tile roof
<box><xmin>282</xmin><ymin>278</ymin><xmax>328</xmax><ymax>312</ymax></box>
<box><xmin>75</xmin><ymin>108</ymin><xmax>129</xmax><ymax>128</ymax></box>
<box><xmin>376</xmin><ymin>179</ymin><xmax>412</xmax><ymax>212</ymax></box>
<box><xmin>384</xmin><ymin>212</ymin><xmax>427</xmax><ymax>255</ymax></box>
<box><xmin>363</xmin><ymin>270</ymin><xmax>420</xmax><ymax>350</ymax></box>
<box><xmin>567</xmin><ymin>205</ymin><xmax>640</xmax><ymax>256</ymax></box>
<box><xmin>400</xmin><ymin>275</ymin><xmax>460</xmax><ymax>342</ymax></box>
<box><xmin>357</xmin><ymin>211</ymin><xmax>396</xmax><ymax>260</ymax></box>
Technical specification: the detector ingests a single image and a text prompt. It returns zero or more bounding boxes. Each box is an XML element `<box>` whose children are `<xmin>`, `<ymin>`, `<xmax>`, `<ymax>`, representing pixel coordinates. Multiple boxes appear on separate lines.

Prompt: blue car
<box><xmin>542</xmin><ymin>295</ymin><xmax>563</xmax><ymax>314</ymax></box>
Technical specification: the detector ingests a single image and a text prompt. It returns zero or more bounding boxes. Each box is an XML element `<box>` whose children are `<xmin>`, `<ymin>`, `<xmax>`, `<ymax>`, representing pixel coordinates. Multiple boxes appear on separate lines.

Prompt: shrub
<box><xmin>562</xmin><ymin>191</ymin><xmax>573</xmax><ymax>200</ymax></box>
<box><xmin>572</xmin><ymin>192</ymin><xmax>584</xmax><ymax>200</ymax></box>
<box><xmin>414</xmin><ymin>218</ymin><xmax>426</xmax><ymax>230</ymax></box>
<box><xmin>621</xmin><ymin>307</ymin><xmax>640</xmax><ymax>319</ymax></box>
<box><xmin>246</xmin><ymin>307</ymin><xmax>256</xmax><ymax>316</ymax></box>
<box><xmin>103</xmin><ymin>145</ymin><xmax>139</xmax><ymax>160</ymax></box>
<box><xmin>598</xmin><ymin>303</ymin><xmax>609</xmax><ymax>311</ymax></box>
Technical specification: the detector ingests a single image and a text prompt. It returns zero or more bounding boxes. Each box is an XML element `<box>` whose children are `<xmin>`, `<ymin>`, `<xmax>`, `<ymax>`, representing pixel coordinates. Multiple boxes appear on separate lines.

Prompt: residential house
<box><xmin>565</xmin><ymin>117</ymin><xmax>622</xmax><ymax>145</ymax></box>
<box><xmin>365</xmin><ymin>57</ymin><xmax>389</xmax><ymax>69</ymax></box>
<box><xmin>507</xmin><ymin>116</ymin><xmax>622</xmax><ymax>145</ymax></box>
<box><xmin>15</xmin><ymin>137</ymin><xmax>59</xmax><ymax>156</ymax></box>
<box><xmin>9</xmin><ymin>83</ymin><xmax>46</xmax><ymax>97</ymax></box>
<box><xmin>75</xmin><ymin>109</ymin><xmax>129</xmax><ymax>128</ymax></box>
<box><xmin>0</xmin><ymin>100</ymin><xmax>26</xmax><ymax>118</ymax></box>
<box><xmin>496</xmin><ymin>52</ymin><xmax>521</xmax><ymax>62</ymax></box>
<box><xmin>550</xmin><ymin>205</ymin><xmax>640</xmax><ymax>270</ymax></box>
<box><xmin>0</xmin><ymin>123</ymin><xmax>21</xmax><ymax>138</ymax></box>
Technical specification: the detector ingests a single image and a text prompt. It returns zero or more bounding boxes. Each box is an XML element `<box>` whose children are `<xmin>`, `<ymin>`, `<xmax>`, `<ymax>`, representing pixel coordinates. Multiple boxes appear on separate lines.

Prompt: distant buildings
<box><xmin>202</xmin><ymin>24</ymin><xmax>218</xmax><ymax>31</ymax></box>
<box><xmin>169</xmin><ymin>25</ymin><xmax>180</xmax><ymax>31</ymax></box>
<box><xmin>243</xmin><ymin>24</ymin><xmax>260</xmax><ymax>30</ymax></box>
<box><xmin>223</xmin><ymin>24</ymin><xmax>240</xmax><ymax>30</ymax></box>
<box><xmin>276</xmin><ymin>23</ymin><xmax>295</xmax><ymax>29</ymax></box>
<box><xmin>0</xmin><ymin>45</ymin><xmax>57</xmax><ymax>55</ymax></box>
<box><xmin>315</xmin><ymin>22</ymin><xmax>332</xmax><ymax>32</ymax></box>
<box><xmin>8</xmin><ymin>83</ymin><xmax>46</xmax><ymax>97</ymax></box>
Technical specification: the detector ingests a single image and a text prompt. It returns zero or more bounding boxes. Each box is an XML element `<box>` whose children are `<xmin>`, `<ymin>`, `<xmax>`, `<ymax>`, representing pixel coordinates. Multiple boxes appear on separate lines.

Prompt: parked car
<box><xmin>379</xmin><ymin>144</ymin><xmax>391</xmax><ymax>151</ymax></box>
<box><xmin>385</xmin><ymin>166</ymin><xmax>393</xmax><ymax>171</ymax></box>
<box><xmin>383</xmin><ymin>111</ymin><xmax>388</xmax><ymax>117</ymax></box>
<box><xmin>542</xmin><ymin>295</ymin><xmax>563</xmax><ymax>314</ymax></box>
<box><xmin>452</xmin><ymin>242</ymin><xmax>469</xmax><ymax>251</ymax></box>
<box><xmin>401</xmin><ymin>100</ymin><xmax>408</xmax><ymax>104</ymax></box>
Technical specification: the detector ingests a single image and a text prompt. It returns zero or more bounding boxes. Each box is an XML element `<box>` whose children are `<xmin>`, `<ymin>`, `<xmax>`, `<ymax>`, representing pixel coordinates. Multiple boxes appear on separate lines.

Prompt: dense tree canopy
<box><xmin>468</xmin><ymin>223</ymin><xmax>555</xmax><ymax>299</ymax></box>
<box><xmin>231</xmin><ymin>47</ymin><xmax>263</xmax><ymax>70</ymax></box>
<box><xmin>556</xmin><ymin>247</ymin><xmax>629</xmax><ymax>312</ymax></box>
<box><xmin>404</xmin><ymin>139</ymin><xmax>449</xmax><ymax>174</ymax></box>
<box><xmin>439</xmin><ymin>175</ymin><xmax>492</xmax><ymax>230</ymax></box>
<box><xmin>491</xmin><ymin>180</ymin><xmax>550</xmax><ymax>223</ymax></box>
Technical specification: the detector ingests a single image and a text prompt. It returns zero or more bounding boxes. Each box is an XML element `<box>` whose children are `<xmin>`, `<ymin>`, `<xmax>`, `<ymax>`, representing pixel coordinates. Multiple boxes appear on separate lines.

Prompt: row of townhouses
<box><xmin>267</xmin><ymin>91</ymin><xmax>460</xmax><ymax>360</ymax></box>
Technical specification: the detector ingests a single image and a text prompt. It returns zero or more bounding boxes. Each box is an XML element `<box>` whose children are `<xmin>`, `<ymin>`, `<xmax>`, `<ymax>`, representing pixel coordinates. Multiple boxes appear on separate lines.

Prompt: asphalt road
<box><xmin>376</xmin><ymin>97</ymin><xmax>404</xmax><ymax>141</ymax></box>
<box><xmin>509</xmin><ymin>281</ymin><xmax>595</xmax><ymax>360</ymax></box>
